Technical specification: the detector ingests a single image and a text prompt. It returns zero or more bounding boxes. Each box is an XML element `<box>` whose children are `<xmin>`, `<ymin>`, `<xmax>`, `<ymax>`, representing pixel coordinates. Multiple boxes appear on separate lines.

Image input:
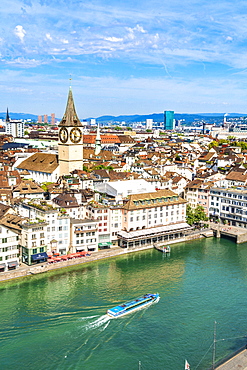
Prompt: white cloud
<box><xmin>104</xmin><ymin>37</ymin><xmax>123</xmax><ymax>42</ymax></box>
<box><xmin>5</xmin><ymin>57</ymin><xmax>44</xmax><ymax>67</ymax></box>
<box><xmin>45</xmin><ymin>33</ymin><xmax>52</xmax><ymax>41</ymax></box>
<box><xmin>14</xmin><ymin>25</ymin><xmax>26</xmax><ymax>43</ymax></box>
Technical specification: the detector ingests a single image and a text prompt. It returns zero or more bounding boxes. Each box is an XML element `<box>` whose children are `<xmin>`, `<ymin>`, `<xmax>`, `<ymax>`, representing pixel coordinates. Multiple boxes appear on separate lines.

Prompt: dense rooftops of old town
<box><xmin>2</xmin><ymin>93</ymin><xmax>247</xmax><ymax>271</ymax></box>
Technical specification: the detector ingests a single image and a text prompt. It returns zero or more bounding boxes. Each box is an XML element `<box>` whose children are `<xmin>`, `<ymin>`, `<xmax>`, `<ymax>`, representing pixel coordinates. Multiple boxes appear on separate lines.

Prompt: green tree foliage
<box><xmin>41</xmin><ymin>182</ymin><xmax>53</xmax><ymax>192</ymax></box>
<box><xmin>93</xmin><ymin>164</ymin><xmax>113</xmax><ymax>171</ymax></box>
<box><xmin>208</xmin><ymin>140</ymin><xmax>219</xmax><ymax>149</ymax></box>
<box><xmin>186</xmin><ymin>205</ymin><xmax>208</xmax><ymax>226</ymax></box>
<box><xmin>186</xmin><ymin>205</ymin><xmax>194</xmax><ymax>226</ymax></box>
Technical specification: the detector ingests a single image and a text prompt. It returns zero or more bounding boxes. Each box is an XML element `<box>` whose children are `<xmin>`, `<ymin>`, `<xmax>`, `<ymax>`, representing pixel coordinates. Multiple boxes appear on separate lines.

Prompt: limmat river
<box><xmin>1</xmin><ymin>237</ymin><xmax>247</xmax><ymax>370</ymax></box>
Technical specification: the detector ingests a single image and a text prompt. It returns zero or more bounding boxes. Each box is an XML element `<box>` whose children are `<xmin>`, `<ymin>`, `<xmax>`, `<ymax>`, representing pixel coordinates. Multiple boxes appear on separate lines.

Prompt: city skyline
<box><xmin>1</xmin><ymin>0</ymin><xmax>247</xmax><ymax>118</ymax></box>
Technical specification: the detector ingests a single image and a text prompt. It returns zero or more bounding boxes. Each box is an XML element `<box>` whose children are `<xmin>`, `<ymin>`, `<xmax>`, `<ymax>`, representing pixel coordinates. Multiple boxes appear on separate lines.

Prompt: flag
<box><xmin>185</xmin><ymin>359</ymin><xmax>190</xmax><ymax>369</ymax></box>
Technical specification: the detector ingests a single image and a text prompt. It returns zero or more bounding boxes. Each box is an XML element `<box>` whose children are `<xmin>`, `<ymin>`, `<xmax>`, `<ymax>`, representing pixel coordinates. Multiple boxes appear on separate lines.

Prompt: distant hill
<box><xmin>0</xmin><ymin>112</ymin><xmax>246</xmax><ymax>124</ymax></box>
<box><xmin>95</xmin><ymin>113</ymin><xmax>247</xmax><ymax>124</ymax></box>
<box><xmin>0</xmin><ymin>112</ymin><xmax>38</xmax><ymax>121</ymax></box>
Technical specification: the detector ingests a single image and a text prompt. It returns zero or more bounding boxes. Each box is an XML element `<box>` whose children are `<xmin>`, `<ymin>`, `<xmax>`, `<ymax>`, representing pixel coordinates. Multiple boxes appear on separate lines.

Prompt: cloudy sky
<box><xmin>1</xmin><ymin>0</ymin><xmax>247</xmax><ymax>118</ymax></box>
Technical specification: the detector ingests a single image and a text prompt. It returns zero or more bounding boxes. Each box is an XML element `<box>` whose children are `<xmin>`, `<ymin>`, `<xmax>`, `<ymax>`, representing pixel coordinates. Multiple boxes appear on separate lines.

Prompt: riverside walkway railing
<box><xmin>207</xmin><ymin>344</ymin><xmax>247</xmax><ymax>370</ymax></box>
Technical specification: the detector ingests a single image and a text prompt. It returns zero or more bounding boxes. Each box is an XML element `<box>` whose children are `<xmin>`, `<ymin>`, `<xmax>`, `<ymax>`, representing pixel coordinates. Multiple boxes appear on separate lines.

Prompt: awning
<box><xmin>76</xmin><ymin>247</ymin><xmax>85</xmax><ymax>251</ymax></box>
<box><xmin>0</xmin><ymin>263</ymin><xmax>6</xmax><ymax>269</ymax></box>
<box><xmin>31</xmin><ymin>252</ymin><xmax>48</xmax><ymax>261</ymax></box>
<box><xmin>98</xmin><ymin>242</ymin><xmax>112</xmax><ymax>247</ymax></box>
<box><xmin>7</xmin><ymin>261</ymin><xmax>18</xmax><ymax>268</ymax></box>
<box><xmin>117</xmin><ymin>222</ymin><xmax>191</xmax><ymax>240</ymax></box>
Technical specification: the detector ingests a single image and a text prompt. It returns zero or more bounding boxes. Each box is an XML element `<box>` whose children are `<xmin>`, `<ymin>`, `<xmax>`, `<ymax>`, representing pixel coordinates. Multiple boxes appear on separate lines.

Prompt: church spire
<box><xmin>59</xmin><ymin>87</ymin><xmax>82</xmax><ymax>127</ymax></box>
<box><xmin>6</xmin><ymin>108</ymin><xmax>10</xmax><ymax>122</ymax></box>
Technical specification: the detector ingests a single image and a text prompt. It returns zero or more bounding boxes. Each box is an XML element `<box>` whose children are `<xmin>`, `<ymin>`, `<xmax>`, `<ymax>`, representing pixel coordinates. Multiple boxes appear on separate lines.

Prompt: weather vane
<box><xmin>69</xmin><ymin>74</ymin><xmax>72</xmax><ymax>88</ymax></box>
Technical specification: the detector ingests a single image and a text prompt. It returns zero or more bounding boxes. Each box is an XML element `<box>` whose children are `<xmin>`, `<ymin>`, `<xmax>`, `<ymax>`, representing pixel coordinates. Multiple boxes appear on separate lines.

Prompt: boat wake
<box><xmin>154</xmin><ymin>296</ymin><xmax>160</xmax><ymax>304</ymax></box>
<box><xmin>82</xmin><ymin>314</ymin><xmax>111</xmax><ymax>332</ymax></box>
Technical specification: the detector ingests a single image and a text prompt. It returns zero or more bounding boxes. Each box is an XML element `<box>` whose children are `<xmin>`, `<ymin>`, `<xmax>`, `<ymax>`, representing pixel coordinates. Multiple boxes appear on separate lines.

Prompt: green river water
<box><xmin>1</xmin><ymin>237</ymin><xmax>247</xmax><ymax>370</ymax></box>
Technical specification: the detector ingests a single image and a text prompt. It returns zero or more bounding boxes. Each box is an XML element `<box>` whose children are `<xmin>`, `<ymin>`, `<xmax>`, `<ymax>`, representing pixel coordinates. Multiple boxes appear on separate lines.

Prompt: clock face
<box><xmin>59</xmin><ymin>127</ymin><xmax>68</xmax><ymax>143</ymax></box>
<box><xmin>70</xmin><ymin>127</ymin><xmax>82</xmax><ymax>143</ymax></box>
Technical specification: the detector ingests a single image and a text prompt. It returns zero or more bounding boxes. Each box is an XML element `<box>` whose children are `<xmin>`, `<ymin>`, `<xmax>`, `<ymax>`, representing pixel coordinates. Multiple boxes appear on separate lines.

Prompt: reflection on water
<box><xmin>1</xmin><ymin>238</ymin><xmax>247</xmax><ymax>369</ymax></box>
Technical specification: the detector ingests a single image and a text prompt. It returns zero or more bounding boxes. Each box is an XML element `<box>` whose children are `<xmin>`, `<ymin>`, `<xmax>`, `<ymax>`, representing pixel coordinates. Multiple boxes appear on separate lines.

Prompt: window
<box><xmin>40</xmin><ymin>247</ymin><xmax>44</xmax><ymax>253</ymax></box>
<box><xmin>32</xmin><ymin>234</ymin><xmax>36</xmax><ymax>240</ymax></box>
<box><xmin>32</xmin><ymin>248</ymin><xmax>37</xmax><ymax>253</ymax></box>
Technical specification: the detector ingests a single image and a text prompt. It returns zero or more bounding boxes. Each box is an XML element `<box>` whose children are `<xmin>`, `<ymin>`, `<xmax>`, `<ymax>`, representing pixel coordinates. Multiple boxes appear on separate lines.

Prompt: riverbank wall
<box><xmin>0</xmin><ymin>229</ymin><xmax>213</xmax><ymax>283</ymax></box>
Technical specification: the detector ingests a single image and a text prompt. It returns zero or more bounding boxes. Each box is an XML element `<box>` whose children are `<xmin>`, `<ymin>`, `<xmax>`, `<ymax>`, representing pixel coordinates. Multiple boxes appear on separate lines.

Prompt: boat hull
<box><xmin>107</xmin><ymin>293</ymin><xmax>159</xmax><ymax>318</ymax></box>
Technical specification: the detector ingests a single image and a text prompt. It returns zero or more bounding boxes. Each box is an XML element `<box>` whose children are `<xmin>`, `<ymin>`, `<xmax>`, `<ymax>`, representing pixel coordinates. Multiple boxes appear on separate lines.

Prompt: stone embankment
<box><xmin>210</xmin><ymin>222</ymin><xmax>247</xmax><ymax>243</ymax></box>
<box><xmin>0</xmin><ymin>229</ymin><xmax>214</xmax><ymax>283</ymax></box>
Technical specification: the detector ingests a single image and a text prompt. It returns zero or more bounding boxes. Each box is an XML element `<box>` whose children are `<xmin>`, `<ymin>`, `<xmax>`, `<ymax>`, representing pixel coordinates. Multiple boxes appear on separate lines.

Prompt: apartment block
<box><xmin>209</xmin><ymin>187</ymin><xmax>247</xmax><ymax>227</ymax></box>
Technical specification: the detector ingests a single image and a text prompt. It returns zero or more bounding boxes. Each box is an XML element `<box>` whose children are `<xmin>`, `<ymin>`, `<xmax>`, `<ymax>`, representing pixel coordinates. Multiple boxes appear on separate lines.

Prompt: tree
<box><xmin>193</xmin><ymin>205</ymin><xmax>208</xmax><ymax>224</ymax></box>
<box><xmin>186</xmin><ymin>204</ymin><xmax>208</xmax><ymax>226</ymax></box>
<box><xmin>93</xmin><ymin>164</ymin><xmax>113</xmax><ymax>171</ymax></box>
<box><xmin>186</xmin><ymin>205</ymin><xmax>195</xmax><ymax>226</ymax></box>
<box><xmin>227</xmin><ymin>135</ymin><xmax>236</xmax><ymax>141</ymax></box>
<box><xmin>208</xmin><ymin>140</ymin><xmax>219</xmax><ymax>149</ymax></box>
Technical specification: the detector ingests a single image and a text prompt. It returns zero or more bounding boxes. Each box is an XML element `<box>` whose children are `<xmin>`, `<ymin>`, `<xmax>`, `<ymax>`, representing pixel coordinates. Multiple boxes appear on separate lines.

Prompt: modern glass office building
<box><xmin>164</xmin><ymin>111</ymin><xmax>174</xmax><ymax>130</ymax></box>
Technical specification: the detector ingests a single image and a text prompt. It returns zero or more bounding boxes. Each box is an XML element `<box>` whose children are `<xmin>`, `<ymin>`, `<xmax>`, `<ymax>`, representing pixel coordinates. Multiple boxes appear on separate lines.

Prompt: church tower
<box><xmin>58</xmin><ymin>87</ymin><xmax>83</xmax><ymax>176</ymax></box>
<box><xmin>95</xmin><ymin>123</ymin><xmax>102</xmax><ymax>155</ymax></box>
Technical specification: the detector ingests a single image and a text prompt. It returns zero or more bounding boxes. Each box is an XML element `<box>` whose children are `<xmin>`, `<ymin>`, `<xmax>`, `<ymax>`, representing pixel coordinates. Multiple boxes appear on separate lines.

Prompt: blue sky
<box><xmin>1</xmin><ymin>0</ymin><xmax>247</xmax><ymax>118</ymax></box>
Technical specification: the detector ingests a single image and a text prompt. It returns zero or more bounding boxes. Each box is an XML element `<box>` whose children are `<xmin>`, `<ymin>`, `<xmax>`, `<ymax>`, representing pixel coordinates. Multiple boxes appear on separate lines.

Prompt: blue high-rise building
<box><xmin>164</xmin><ymin>111</ymin><xmax>174</xmax><ymax>130</ymax></box>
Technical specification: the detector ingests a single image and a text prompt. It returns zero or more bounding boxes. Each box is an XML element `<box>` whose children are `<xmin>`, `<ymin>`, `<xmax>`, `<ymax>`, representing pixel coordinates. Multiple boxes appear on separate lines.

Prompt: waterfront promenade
<box><xmin>215</xmin><ymin>348</ymin><xmax>247</xmax><ymax>369</ymax></box>
<box><xmin>0</xmin><ymin>246</ymin><xmax>128</xmax><ymax>282</ymax></box>
<box><xmin>0</xmin><ymin>228</ymin><xmax>213</xmax><ymax>282</ymax></box>
<box><xmin>210</xmin><ymin>222</ymin><xmax>247</xmax><ymax>243</ymax></box>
